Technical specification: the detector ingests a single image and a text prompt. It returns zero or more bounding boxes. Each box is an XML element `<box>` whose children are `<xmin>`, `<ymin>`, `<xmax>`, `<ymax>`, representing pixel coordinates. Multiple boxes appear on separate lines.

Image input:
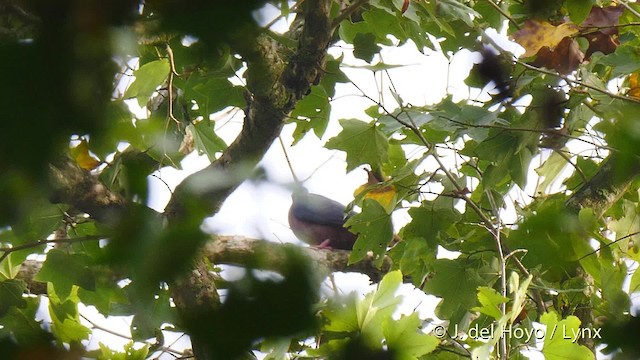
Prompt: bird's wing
<box><xmin>291</xmin><ymin>193</ymin><xmax>347</xmax><ymax>226</ymax></box>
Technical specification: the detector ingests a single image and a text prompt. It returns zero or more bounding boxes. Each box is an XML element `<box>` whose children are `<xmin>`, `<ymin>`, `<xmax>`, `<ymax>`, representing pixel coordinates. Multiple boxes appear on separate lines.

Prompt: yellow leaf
<box><xmin>354</xmin><ymin>174</ymin><xmax>397</xmax><ymax>213</ymax></box>
<box><xmin>512</xmin><ymin>20</ymin><xmax>579</xmax><ymax>58</ymax></box>
<box><xmin>629</xmin><ymin>73</ymin><xmax>640</xmax><ymax>99</ymax></box>
<box><xmin>70</xmin><ymin>140</ymin><xmax>100</xmax><ymax>170</ymax></box>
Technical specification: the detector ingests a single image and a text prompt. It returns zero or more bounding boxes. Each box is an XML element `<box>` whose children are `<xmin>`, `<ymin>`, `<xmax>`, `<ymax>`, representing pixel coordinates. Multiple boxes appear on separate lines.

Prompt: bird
<box><xmin>288</xmin><ymin>187</ymin><xmax>357</xmax><ymax>250</ymax></box>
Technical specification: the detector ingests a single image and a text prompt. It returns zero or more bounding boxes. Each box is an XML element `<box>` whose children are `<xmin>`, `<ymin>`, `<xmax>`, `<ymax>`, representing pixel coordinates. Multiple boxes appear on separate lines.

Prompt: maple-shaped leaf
<box><xmin>532</xmin><ymin>36</ymin><xmax>584</xmax><ymax>74</ymax></box>
<box><xmin>581</xmin><ymin>6</ymin><xmax>623</xmax><ymax>35</ymax></box>
<box><xmin>346</xmin><ymin>199</ymin><xmax>394</xmax><ymax>266</ymax></box>
<box><xmin>541</xmin><ymin>312</ymin><xmax>595</xmax><ymax>360</ymax></box>
<box><xmin>325</xmin><ymin>119</ymin><xmax>389</xmax><ymax>172</ymax></box>
<box><xmin>580</xmin><ymin>6</ymin><xmax>623</xmax><ymax>58</ymax></box>
<box><xmin>70</xmin><ymin>139</ymin><xmax>100</xmax><ymax>170</ymax></box>
<box><xmin>512</xmin><ymin>20</ymin><xmax>579</xmax><ymax>58</ymax></box>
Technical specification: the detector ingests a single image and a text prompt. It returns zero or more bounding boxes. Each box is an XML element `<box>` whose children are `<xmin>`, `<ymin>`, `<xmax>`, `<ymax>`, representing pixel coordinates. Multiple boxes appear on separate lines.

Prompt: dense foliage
<box><xmin>1</xmin><ymin>0</ymin><xmax>640</xmax><ymax>359</ymax></box>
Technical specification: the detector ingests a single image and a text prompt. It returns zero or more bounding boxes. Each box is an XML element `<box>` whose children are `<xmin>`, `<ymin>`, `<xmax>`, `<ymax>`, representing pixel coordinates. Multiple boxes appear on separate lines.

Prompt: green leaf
<box><xmin>507</xmin><ymin>196</ymin><xmax>593</xmax><ymax>280</ymax></box>
<box><xmin>472</xmin><ymin>287</ymin><xmax>508</xmax><ymax>320</ymax></box>
<box><xmin>0</xmin><ymin>297</ymin><xmax>49</xmax><ymax>345</ymax></box>
<box><xmin>541</xmin><ymin>312</ymin><xmax>595</xmax><ymax>360</ymax></box>
<box><xmin>357</xmin><ymin>270</ymin><xmax>403</xmax><ymax>343</ymax></box>
<box><xmin>326</xmin><ymin>119</ymin><xmax>389</xmax><ymax>172</ymax></box>
<box><xmin>390</xmin><ymin>237</ymin><xmax>434</xmax><ymax>286</ymax></box>
<box><xmin>362</xmin><ymin>7</ymin><xmax>409</xmax><ymax>43</ymax></box>
<box><xmin>629</xmin><ymin>266</ymin><xmax>640</xmax><ymax>293</ymax></box>
<box><xmin>401</xmin><ymin>200</ymin><xmax>462</xmax><ymax>247</ymax></box>
<box><xmin>383</xmin><ymin>313</ymin><xmax>439</xmax><ymax>359</ymax></box>
<box><xmin>189</xmin><ymin>121</ymin><xmax>227</xmax><ymax>162</ymax></box>
<box><xmin>436</xmin><ymin>0</ymin><xmax>479</xmax><ymax>27</ymax></box>
<box><xmin>508</xmin><ymin>273</ymin><xmax>532</xmax><ymax>324</ymax></box>
<box><xmin>130</xmin><ymin>287</ymin><xmax>176</xmax><ymax>341</ymax></box>
<box><xmin>11</xmin><ymin>200</ymin><xmax>65</xmax><ymax>245</ymax></box>
<box><xmin>0</xmin><ymin>230</ymin><xmax>35</xmax><ymax>280</ymax></box>
<box><xmin>320</xmin><ymin>54</ymin><xmax>350</xmax><ymax>97</ymax></box>
<box><xmin>48</xmin><ymin>284</ymin><xmax>91</xmax><ymax>343</ymax></box>
<box><xmin>423</xmin><ymin>259</ymin><xmax>487</xmax><ymax>327</ymax></box>
<box><xmin>510</xmin><ymin>146</ymin><xmax>533</xmax><ymax>188</ymax></box>
<box><xmin>97</xmin><ymin>342</ymin><xmax>150</xmax><ymax>360</ymax></box>
<box><xmin>0</xmin><ymin>279</ymin><xmax>26</xmax><ymax>317</ymax></box>
<box><xmin>535</xmin><ymin>150</ymin><xmax>570</xmax><ymax>193</ymax></box>
<box><xmin>291</xmin><ymin>85</ymin><xmax>331</xmax><ymax>141</ymax></box>
<box><xmin>566</xmin><ymin>0</ymin><xmax>594</xmax><ymax>24</ymax></box>
<box><xmin>124</xmin><ymin>59</ymin><xmax>170</xmax><ymax>106</ymax></box>
<box><xmin>35</xmin><ymin>249</ymin><xmax>95</xmax><ymax>299</ymax></box>
<box><xmin>353</xmin><ymin>33</ymin><xmax>382</xmax><ymax>63</ymax></box>
<box><xmin>323</xmin><ymin>295</ymin><xmax>360</xmax><ymax>333</ymax></box>
<box><xmin>598</xmin><ymin>43</ymin><xmax>640</xmax><ymax>77</ymax></box>
<box><xmin>347</xmin><ymin>199</ymin><xmax>394</xmax><ymax>265</ymax></box>
<box><xmin>322</xmin><ymin>271</ymin><xmax>403</xmax><ymax>348</ymax></box>
<box><xmin>188</xmin><ymin>77</ymin><xmax>245</xmax><ymax>115</ymax></box>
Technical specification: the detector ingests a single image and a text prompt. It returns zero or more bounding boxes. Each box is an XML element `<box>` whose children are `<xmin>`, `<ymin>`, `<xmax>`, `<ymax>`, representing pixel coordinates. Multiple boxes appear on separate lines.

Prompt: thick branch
<box><xmin>566</xmin><ymin>154</ymin><xmax>640</xmax><ymax>216</ymax></box>
<box><xmin>207</xmin><ymin>236</ymin><xmax>391</xmax><ymax>282</ymax></box>
<box><xmin>49</xmin><ymin>157</ymin><xmax>127</xmax><ymax>223</ymax></box>
<box><xmin>18</xmin><ymin>236</ymin><xmax>391</xmax><ymax>295</ymax></box>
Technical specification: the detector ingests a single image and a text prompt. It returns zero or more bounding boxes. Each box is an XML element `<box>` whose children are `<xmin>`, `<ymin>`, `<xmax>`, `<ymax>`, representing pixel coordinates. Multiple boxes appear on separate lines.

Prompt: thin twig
<box><xmin>0</xmin><ymin>235</ymin><xmax>104</xmax><ymax>264</ymax></box>
<box><xmin>278</xmin><ymin>136</ymin><xmax>301</xmax><ymax>185</ymax></box>
<box><xmin>80</xmin><ymin>314</ymin><xmax>187</xmax><ymax>357</ymax></box>
<box><xmin>263</xmin><ymin>0</ymin><xmax>305</xmax><ymax>30</ymax></box>
<box><xmin>441</xmin><ymin>116</ymin><xmax>615</xmax><ymax>152</ymax></box>
<box><xmin>485</xmin><ymin>188</ymin><xmax>507</xmax><ymax>360</ymax></box>
<box><xmin>617</xmin><ymin>0</ymin><xmax>640</xmax><ymax>19</ymax></box>
<box><xmin>577</xmin><ymin>231</ymin><xmax>640</xmax><ymax>261</ymax></box>
<box><xmin>486</xmin><ymin>0</ymin><xmax>520</xmax><ymax>29</ymax></box>
<box><xmin>166</xmin><ymin>44</ymin><xmax>181</xmax><ymax>125</ymax></box>
<box><xmin>516</xmin><ymin>60</ymin><xmax>640</xmax><ymax>105</ymax></box>
<box><xmin>554</xmin><ymin>149</ymin><xmax>588</xmax><ymax>184</ymax></box>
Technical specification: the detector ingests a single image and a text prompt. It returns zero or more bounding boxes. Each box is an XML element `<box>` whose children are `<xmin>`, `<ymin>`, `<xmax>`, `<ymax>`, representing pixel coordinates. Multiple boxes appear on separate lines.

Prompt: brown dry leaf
<box><xmin>532</xmin><ymin>37</ymin><xmax>584</xmax><ymax>74</ymax></box>
<box><xmin>512</xmin><ymin>20</ymin><xmax>579</xmax><ymax>57</ymax></box>
<box><xmin>581</xmin><ymin>5</ymin><xmax>624</xmax><ymax>35</ymax></box>
<box><xmin>70</xmin><ymin>139</ymin><xmax>101</xmax><ymax>170</ymax></box>
<box><xmin>629</xmin><ymin>73</ymin><xmax>640</xmax><ymax>99</ymax></box>
<box><xmin>580</xmin><ymin>6</ymin><xmax>623</xmax><ymax>58</ymax></box>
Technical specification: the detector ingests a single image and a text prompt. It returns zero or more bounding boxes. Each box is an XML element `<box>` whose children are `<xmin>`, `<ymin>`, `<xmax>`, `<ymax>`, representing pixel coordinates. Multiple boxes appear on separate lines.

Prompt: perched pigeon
<box><xmin>288</xmin><ymin>187</ymin><xmax>357</xmax><ymax>250</ymax></box>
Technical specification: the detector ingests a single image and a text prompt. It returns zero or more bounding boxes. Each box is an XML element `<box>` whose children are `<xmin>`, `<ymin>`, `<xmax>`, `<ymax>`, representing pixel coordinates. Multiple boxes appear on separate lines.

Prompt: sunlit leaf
<box><xmin>383</xmin><ymin>313</ymin><xmax>439</xmax><ymax>359</ymax></box>
<box><xmin>70</xmin><ymin>139</ymin><xmax>100</xmax><ymax>170</ymax></box>
<box><xmin>472</xmin><ymin>286</ymin><xmax>507</xmax><ymax>320</ymax></box>
<box><xmin>540</xmin><ymin>312</ymin><xmax>595</xmax><ymax>360</ymax></box>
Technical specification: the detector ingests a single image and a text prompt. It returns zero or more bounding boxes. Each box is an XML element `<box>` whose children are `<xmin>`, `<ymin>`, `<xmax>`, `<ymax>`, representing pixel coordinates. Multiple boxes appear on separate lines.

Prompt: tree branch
<box><xmin>49</xmin><ymin>157</ymin><xmax>127</xmax><ymax>223</ymax></box>
<box><xmin>164</xmin><ymin>0</ymin><xmax>334</xmax><ymax>222</ymax></box>
<box><xmin>18</xmin><ymin>236</ymin><xmax>391</xmax><ymax>295</ymax></box>
<box><xmin>566</xmin><ymin>153</ymin><xmax>640</xmax><ymax>217</ymax></box>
